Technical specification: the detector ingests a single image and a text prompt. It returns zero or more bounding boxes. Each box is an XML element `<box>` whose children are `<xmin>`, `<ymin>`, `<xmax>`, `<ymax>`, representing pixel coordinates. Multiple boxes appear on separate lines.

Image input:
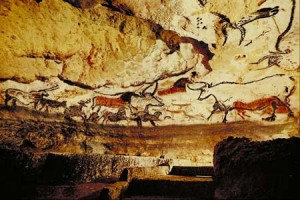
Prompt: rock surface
<box><xmin>0</xmin><ymin>0</ymin><xmax>299</xmax><ymax>125</ymax></box>
<box><xmin>213</xmin><ymin>136</ymin><xmax>300</xmax><ymax>200</ymax></box>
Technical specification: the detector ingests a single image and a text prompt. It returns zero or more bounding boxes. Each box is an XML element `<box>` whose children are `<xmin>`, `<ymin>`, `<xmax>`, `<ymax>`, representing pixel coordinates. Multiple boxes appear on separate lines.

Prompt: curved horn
<box><xmin>186</xmin><ymin>82</ymin><xmax>208</xmax><ymax>91</ymax></box>
<box><xmin>142</xmin><ymin>83</ymin><xmax>154</xmax><ymax>95</ymax></box>
<box><xmin>151</xmin><ymin>82</ymin><xmax>158</xmax><ymax>96</ymax></box>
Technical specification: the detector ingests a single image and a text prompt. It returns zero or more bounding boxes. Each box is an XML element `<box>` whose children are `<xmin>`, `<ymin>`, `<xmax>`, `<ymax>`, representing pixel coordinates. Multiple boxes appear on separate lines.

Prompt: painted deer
<box><xmin>158</xmin><ymin>72</ymin><xmax>197</xmax><ymax>96</ymax></box>
<box><xmin>98</xmin><ymin>108</ymin><xmax>128</xmax><ymax>126</ymax></box>
<box><xmin>213</xmin><ymin>6</ymin><xmax>279</xmax><ymax>45</ymax></box>
<box><xmin>187</xmin><ymin>74</ymin><xmax>295</xmax><ymax>123</ymax></box>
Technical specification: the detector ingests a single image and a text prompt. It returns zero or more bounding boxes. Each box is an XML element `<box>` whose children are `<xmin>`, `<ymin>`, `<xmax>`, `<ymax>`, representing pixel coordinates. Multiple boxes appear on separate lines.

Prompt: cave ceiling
<box><xmin>0</xmin><ymin>0</ymin><xmax>299</xmax><ymax>127</ymax></box>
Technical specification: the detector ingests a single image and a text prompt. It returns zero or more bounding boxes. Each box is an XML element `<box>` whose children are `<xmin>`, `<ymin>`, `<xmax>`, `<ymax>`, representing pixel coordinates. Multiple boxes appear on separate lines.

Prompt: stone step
<box><xmin>169</xmin><ymin>166</ymin><xmax>214</xmax><ymax>176</ymax></box>
<box><xmin>19</xmin><ymin>181</ymin><xmax>129</xmax><ymax>200</ymax></box>
<box><xmin>123</xmin><ymin>197</ymin><xmax>187</xmax><ymax>200</ymax></box>
<box><xmin>119</xmin><ymin>166</ymin><xmax>171</xmax><ymax>181</ymax></box>
<box><xmin>123</xmin><ymin>175</ymin><xmax>215</xmax><ymax>199</ymax></box>
<box><xmin>0</xmin><ymin>148</ymin><xmax>170</xmax><ymax>185</ymax></box>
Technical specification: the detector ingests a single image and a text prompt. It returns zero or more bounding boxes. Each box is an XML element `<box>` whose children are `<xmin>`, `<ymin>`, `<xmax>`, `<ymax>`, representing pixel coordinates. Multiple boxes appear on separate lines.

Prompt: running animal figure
<box><xmin>187</xmin><ymin>74</ymin><xmax>295</xmax><ymax>123</ymax></box>
<box><xmin>35</xmin><ymin>98</ymin><xmax>67</xmax><ymax>113</ymax></box>
<box><xmin>64</xmin><ymin>99</ymin><xmax>91</xmax><ymax>121</ymax></box>
<box><xmin>98</xmin><ymin>108</ymin><xmax>127</xmax><ymax>126</ymax></box>
<box><xmin>4</xmin><ymin>85</ymin><xmax>58</xmax><ymax>107</ymax></box>
<box><xmin>133</xmin><ymin>106</ymin><xmax>163</xmax><ymax>127</ymax></box>
<box><xmin>158</xmin><ymin>78</ymin><xmax>192</xmax><ymax>96</ymax></box>
<box><xmin>92</xmin><ymin>82</ymin><xmax>164</xmax><ymax>116</ymax></box>
<box><xmin>213</xmin><ymin>6</ymin><xmax>279</xmax><ymax>45</ymax></box>
<box><xmin>233</xmin><ymin>87</ymin><xmax>295</xmax><ymax>121</ymax></box>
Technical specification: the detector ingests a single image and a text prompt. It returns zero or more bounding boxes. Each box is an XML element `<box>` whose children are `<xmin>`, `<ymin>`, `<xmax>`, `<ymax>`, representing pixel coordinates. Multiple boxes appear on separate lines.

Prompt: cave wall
<box><xmin>213</xmin><ymin>137</ymin><xmax>300</xmax><ymax>199</ymax></box>
<box><xmin>0</xmin><ymin>0</ymin><xmax>299</xmax><ymax>127</ymax></box>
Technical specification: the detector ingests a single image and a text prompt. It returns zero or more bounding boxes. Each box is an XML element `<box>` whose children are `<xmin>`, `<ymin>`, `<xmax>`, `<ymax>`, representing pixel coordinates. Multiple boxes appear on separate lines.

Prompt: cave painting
<box><xmin>0</xmin><ymin>0</ymin><xmax>299</xmax><ymax>127</ymax></box>
<box><xmin>1</xmin><ymin>73</ymin><xmax>296</xmax><ymax>126</ymax></box>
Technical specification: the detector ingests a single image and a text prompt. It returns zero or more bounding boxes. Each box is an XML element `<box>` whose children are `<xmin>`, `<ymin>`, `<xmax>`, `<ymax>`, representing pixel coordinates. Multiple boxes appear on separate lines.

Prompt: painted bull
<box><xmin>188</xmin><ymin>74</ymin><xmax>295</xmax><ymax>122</ymax></box>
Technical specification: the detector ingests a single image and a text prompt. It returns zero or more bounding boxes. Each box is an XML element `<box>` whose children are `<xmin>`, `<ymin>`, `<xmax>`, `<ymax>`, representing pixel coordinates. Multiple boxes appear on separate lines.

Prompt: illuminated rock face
<box><xmin>0</xmin><ymin>0</ymin><xmax>299</xmax><ymax>127</ymax></box>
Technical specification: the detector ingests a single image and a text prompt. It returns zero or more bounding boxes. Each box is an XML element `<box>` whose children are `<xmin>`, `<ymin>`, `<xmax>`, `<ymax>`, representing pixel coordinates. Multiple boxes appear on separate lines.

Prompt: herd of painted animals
<box><xmin>1</xmin><ymin>0</ymin><xmax>298</xmax><ymax>127</ymax></box>
<box><xmin>3</xmin><ymin>72</ymin><xmax>296</xmax><ymax>126</ymax></box>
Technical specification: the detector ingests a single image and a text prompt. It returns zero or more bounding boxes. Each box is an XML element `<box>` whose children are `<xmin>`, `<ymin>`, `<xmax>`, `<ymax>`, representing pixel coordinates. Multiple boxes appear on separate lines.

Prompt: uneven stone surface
<box><xmin>0</xmin><ymin>0</ymin><xmax>206</xmax><ymax>88</ymax></box>
<box><xmin>0</xmin><ymin>0</ymin><xmax>299</xmax><ymax>125</ymax></box>
<box><xmin>124</xmin><ymin>175</ymin><xmax>214</xmax><ymax>199</ymax></box>
<box><xmin>0</xmin><ymin>145</ymin><xmax>169</xmax><ymax>198</ymax></box>
<box><xmin>213</xmin><ymin>137</ymin><xmax>300</xmax><ymax>200</ymax></box>
<box><xmin>0</xmin><ymin>1</ymin><xmax>299</xmax><ymax>199</ymax></box>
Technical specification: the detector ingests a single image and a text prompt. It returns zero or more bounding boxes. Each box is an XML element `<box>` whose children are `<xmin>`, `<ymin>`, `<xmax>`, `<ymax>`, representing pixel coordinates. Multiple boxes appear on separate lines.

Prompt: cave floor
<box><xmin>0</xmin><ymin>106</ymin><xmax>299</xmax><ymax>199</ymax></box>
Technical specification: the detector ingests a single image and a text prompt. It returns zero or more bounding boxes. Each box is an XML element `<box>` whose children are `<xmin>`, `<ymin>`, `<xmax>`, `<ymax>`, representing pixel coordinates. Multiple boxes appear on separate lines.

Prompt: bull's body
<box><xmin>5</xmin><ymin>88</ymin><xmax>48</xmax><ymax>106</ymax></box>
<box><xmin>192</xmin><ymin>74</ymin><xmax>295</xmax><ymax>122</ymax></box>
<box><xmin>200</xmin><ymin>75</ymin><xmax>294</xmax><ymax>103</ymax></box>
<box><xmin>158</xmin><ymin>87</ymin><xmax>185</xmax><ymax>96</ymax></box>
<box><xmin>92</xmin><ymin>96</ymin><xmax>126</xmax><ymax>109</ymax></box>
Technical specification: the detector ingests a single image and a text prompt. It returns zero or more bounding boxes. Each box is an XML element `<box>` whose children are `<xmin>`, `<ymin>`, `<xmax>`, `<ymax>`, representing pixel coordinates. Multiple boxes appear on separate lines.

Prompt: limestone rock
<box><xmin>213</xmin><ymin>137</ymin><xmax>300</xmax><ymax>200</ymax></box>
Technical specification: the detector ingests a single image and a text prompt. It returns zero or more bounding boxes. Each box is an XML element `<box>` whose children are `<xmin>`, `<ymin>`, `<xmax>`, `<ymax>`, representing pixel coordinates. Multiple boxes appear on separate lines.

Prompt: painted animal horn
<box><xmin>187</xmin><ymin>81</ymin><xmax>208</xmax><ymax>90</ymax></box>
<box><xmin>142</xmin><ymin>83</ymin><xmax>154</xmax><ymax>95</ymax></box>
<box><xmin>151</xmin><ymin>82</ymin><xmax>158</xmax><ymax>96</ymax></box>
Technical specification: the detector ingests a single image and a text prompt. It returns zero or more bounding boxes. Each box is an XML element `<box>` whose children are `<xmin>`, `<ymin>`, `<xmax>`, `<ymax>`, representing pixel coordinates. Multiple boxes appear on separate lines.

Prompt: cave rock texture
<box><xmin>0</xmin><ymin>0</ymin><xmax>299</xmax><ymax>125</ymax></box>
<box><xmin>213</xmin><ymin>137</ymin><xmax>300</xmax><ymax>200</ymax></box>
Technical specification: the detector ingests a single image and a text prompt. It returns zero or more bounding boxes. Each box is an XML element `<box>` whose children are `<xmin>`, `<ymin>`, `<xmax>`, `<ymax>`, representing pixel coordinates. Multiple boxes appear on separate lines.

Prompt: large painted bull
<box><xmin>188</xmin><ymin>74</ymin><xmax>295</xmax><ymax>122</ymax></box>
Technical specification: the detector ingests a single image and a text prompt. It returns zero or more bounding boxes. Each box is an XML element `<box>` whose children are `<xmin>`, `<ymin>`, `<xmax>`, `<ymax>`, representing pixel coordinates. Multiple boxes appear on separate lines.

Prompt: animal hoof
<box><xmin>288</xmin><ymin>112</ymin><xmax>295</xmax><ymax>118</ymax></box>
<box><xmin>262</xmin><ymin>116</ymin><xmax>276</xmax><ymax>121</ymax></box>
<box><xmin>270</xmin><ymin>6</ymin><xmax>279</xmax><ymax>16</ymax></box>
